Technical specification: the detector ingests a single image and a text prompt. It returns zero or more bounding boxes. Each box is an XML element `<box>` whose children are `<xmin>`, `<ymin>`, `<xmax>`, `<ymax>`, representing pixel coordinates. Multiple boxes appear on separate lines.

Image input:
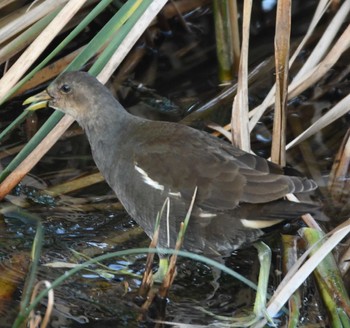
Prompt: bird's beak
<box><xmin>23</xmin><ymin>90</ymin><xmax>52</xmax><ymax>111</ymax></box>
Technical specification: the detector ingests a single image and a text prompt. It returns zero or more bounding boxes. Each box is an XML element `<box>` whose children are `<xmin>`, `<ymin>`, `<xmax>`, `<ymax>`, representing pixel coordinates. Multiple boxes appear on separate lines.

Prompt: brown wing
<box><xmin>133</xmin><ymin>122</ymin><xmax>316</xmax><ymax>210</ymax></box>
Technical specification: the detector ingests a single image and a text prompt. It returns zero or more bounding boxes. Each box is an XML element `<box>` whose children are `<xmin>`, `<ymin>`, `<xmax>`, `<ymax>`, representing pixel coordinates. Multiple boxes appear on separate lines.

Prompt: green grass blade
<box><xmin>14</xmin><ymin>247</ymin><xmax>258</xmax><ymax>327</ymax></box>
<box><xmin>3</xmin><ymin>208</ymin><xmax>44</xmax><ymax>328</ymax></box>
<box><xmin>0</xmin><ymin>0</ymin><xmax>145</xmax><ymax>184</ymax></box>
<box><xmin>89</xmin><ymin>0</ymin><xmax>151</xmax><ymax>75</ymax></box>
<box><xmin>70</xmin><ymin>0</ymin><xmax>143</xmax><ymax>74</ymax></box>
<box><xmin>0</xmin><ymin>9</ymin><xmax>60</xmax><ymax>65</ymax></box>
<box><xmin>0</xmin><ymin>111</ymin><xmax>28</xmax><ymax>143</ymax></box>
<box><xmin>1</xmin><ymin>0</ymin><xmax>114</xmax><ymax>105</ymax></box>
<box><xmin>0</xmin><ymin>110</ymin><xmax>65</xmax><ymax>183</ymax></box>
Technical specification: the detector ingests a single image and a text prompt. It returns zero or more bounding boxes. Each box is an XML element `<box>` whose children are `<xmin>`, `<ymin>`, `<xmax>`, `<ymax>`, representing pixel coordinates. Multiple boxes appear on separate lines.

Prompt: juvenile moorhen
<box><xmin>24</xmin><ymin>71</ymin><xmax>317</xmax><ymax>257</ymax></box>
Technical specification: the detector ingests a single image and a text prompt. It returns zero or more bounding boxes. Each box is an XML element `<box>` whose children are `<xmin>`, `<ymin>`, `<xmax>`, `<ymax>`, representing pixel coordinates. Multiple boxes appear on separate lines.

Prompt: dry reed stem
<box><xmin>46</xmin><ymin>172</ymin><xmax>104</xmax><ymax>196</ymax></box>
<box><xmin>0</xmin><ymin>0</ymin><xmax>169</xmax><ymax>200</ymax></box>
<box><xmin>29</xmin><ymin>280</ymin><xmax>54</xmax><ymax>328</ymax></box>
<box><xmin>230</xmin><ymin>0</ymin><xmax>251</xmax><ymax>151</ymax></box>
<box><xmin>263</xmin><ymin>219</ymin><xmax>350</xmax><ymax>324</ymax></box>
<box><xmin>138</xmin><ymin>289</ymin><xmax>157</xmax><ymax>322</ymax></box>
<box><xmin>254</xmin><ymin>20</ymin><xmax>350</xmax><ymax>151</ymax></box>
<box><xmin>162</xmin><ymin>0</ymin><xmax>211</xmax><ymax>19</ymax></box>
<box><xmin>288</xmin><ymin>115</ymin><xmax>325</xmax><ymax>189</ymax></box>
<box><xmin>138</xmin><ymin>210</ymin><xmax>163</xmax><ymax>319</ymax></box>
<box><xmin>0</xmin><ymin>0</ymin><xmax>86</xmax><ymax>101</ymax></box>
<box><xmin>158</xmin><ymin>225</ymin><xmax>182</xmax><ymax>298</ymax></box>
<box><xmin>273</xmin><ymin>20</ymin><xmax>350</xmax><ymax>150</ymax></box>
<box><xmin>11</xmin><ymin>47</ymin><xmax>85</xmax><ymax>98</ymax></box>
<box><xmin>98</xmin><ymin>0</ymin><xmax>169</xmax><ymax>82</ymax></box>
<box><xmin>286</xmin><ymin>193</ymin><xmax>322</xmax><ymax>230</ymax></box>
<box><xmin>228</xmin><ymin>0</ymin><xmax>240</xmax><ymax>74</ymax></box>
<box><xmin>271</xmin><ymin>0</ymin><xmax>291</xmax><ymax>166</ymax></box>
<box><xmin>0</xmin><ymin>145</ymin><xmax>24</xmax><ymax>160</ymax></box>
<box><xmin>286</xmin><ymin>91</ymin><xmax>350</xmax><ymax>150</ymax></box>
<box><xmin>0</xmin><ymin>0</ymin><xmax>65</xmax><ymax>44</ymax></box>
<box><xmin>288</xmin><ymin>0</ymin><xmax>331</xmax><ymax>66</ymax></box>
<box><xmin>169</xmin><ymin>0</ymin><xmax>191</xmax><ymax>33</ymax></box>
<box><xmin>288</xmin><ymin>23</ymin><xmax>350</xmax><ymax>99</ymax></box>
<box><xmin>254</xmin><ymin>220</ymin><xmax>350</xmax><ymax>328</ymax></box>
<box><xmin>139</xmin><ymin>227</ymin><xmax>160</xmax><ymax>296</ymax></box>
<box><xmin>293</xmin><ymin>0</ymin><xmax>350</xmax><ymax>82</ymax></box>
<box><xmin>328</xmin><ymin>129</ymin><xmax>350</xmax><ymax>205</ymax></box>
<box><xmin>248</xmin><ymin>0</ymin><xmax>332</xmax><ymax>131</ymax></box>
<box><xmin>0</xmin><ymin>115</ymin><xmax>75</xmax><ymax>200</ymax></box>
<box><xmin>158</xmin><ymin>188</ymin><xmax>197</xmax><ymax>298</ymax></box>
<box><xmin>207</xmin><ymin>122</ymin><xmax>232</xmax><ymax>142</ymax></box>
<box><xmin>0</xmin><ymin>0</ymin><xmax>19</xmax><ymax>10</ymax></box>
<box><xmin>339</xmin><ymin>242</ymin><xmax>350</xmax><ymax>276</ymax></box>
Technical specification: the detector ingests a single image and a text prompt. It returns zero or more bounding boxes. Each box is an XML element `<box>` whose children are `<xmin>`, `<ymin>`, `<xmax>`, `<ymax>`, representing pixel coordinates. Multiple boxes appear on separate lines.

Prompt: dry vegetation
<box><xmin>0</xmin><ymin>0</ymin><xmax>349</xmax><ymax>327</ymax></box>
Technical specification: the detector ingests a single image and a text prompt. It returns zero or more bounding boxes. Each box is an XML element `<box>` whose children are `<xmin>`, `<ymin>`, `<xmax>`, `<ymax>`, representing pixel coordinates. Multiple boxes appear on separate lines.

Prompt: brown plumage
<box><xmin>25</xmin><ymin>71</ymin><xmax>318</xmax><ymax>256</ymax></box>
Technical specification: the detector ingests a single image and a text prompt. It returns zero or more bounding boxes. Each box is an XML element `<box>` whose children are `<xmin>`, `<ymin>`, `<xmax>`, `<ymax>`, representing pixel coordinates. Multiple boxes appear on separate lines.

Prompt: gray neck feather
<box><xmin>76</xmin><ymin>96</ymin><xmax>134</xmax><ymax>181</ymax></box>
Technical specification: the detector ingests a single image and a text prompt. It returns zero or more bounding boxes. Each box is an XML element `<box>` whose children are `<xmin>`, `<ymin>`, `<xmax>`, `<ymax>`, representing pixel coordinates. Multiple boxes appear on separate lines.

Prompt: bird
<box><xmin>24</xmin><ymin>71</ymin><xmax>318</xmax><ymax>258</ymax></box>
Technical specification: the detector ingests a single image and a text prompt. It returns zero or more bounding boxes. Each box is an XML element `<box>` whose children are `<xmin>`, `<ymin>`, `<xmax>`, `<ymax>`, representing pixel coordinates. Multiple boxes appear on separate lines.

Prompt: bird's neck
<box><xmin>78</xmin><ymin>97</ymin><xmax>139</xmax><ymax>180</ymax></box>
<box><xmin>79</xmin><ymin>97</ymin><xmax>131</xmax><ymax>143</ymax></box>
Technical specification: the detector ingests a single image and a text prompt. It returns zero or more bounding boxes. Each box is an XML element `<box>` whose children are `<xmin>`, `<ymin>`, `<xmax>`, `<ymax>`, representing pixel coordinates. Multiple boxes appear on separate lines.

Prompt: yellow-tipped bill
<box><xmin>23</xmin><ymin>90</ymin><xmax>51</xmax><ymax>111</ymax></box>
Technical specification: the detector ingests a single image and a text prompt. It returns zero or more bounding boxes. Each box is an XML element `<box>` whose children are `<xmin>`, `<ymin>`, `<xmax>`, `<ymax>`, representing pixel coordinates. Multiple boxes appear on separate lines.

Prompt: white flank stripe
<box><xmin>169</xmin><ymin>191</ymin><xmax>181</xmax><ymax>197</ymax></box>
<box><xmin>199</xmin><ymin>212</ymin><xmax>217</xmax><ymax>218</ymax></box>
<box><xmin>135</xmin><ymin>164</ymin><xmax>164</xmax><ymax>191</ymax></box>
<box><xmin>241</xmin><ymin>218</ymin><xmax>284</xmax><ymax>229</ymax></box>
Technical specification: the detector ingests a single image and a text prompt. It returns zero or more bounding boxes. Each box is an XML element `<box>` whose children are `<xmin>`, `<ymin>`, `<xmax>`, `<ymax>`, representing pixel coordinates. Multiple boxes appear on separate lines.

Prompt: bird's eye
<box><xmin>60</xmin><ymin>84</ymin><xmax>71</xmax><ymax>94</ymax></box>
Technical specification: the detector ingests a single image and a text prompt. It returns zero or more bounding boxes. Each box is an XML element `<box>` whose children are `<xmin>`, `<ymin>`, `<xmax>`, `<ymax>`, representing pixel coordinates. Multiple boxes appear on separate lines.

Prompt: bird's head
<box><xmin>23</xmin><ymin>71</ymin><xmax>106</xmax><ymax>121</ymax></box>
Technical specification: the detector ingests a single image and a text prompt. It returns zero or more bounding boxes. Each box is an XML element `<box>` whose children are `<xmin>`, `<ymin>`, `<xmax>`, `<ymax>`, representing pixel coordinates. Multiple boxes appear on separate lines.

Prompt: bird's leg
<box><xmin>205</xmin><ymin>262</ymin><xmax>224</xmax><ymax>302</ymax></box>
<box><xmin>230</xmin><ymin>241</ymin><xmax>273</xmax><ymax>326</ymax></box>
<box><xmin>251</xmin><ymin>241</ymin><xmax>274</xmax><ymax>325</ymax></box>
<box><xmin>196</xmin><ymin>242</ymin><xmax>275</xmax><ymax>327</ymax></box>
